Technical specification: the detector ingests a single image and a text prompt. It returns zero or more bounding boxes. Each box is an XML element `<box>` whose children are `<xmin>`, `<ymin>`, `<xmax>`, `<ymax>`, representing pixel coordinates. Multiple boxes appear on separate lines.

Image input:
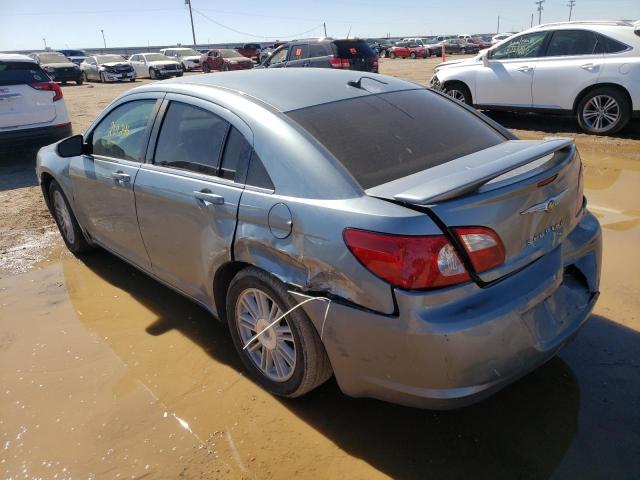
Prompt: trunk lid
<box><xmin>368</xmin><ymin>138</ymin><xmax>583</xmax><ymax>282</ymax></box>
<box><xmin>0</xmin><ymin>84</ymin><xmax>56</xmax><ymax>128</ymax></box>
<box><xmin>333</xmin><ymin>40</ymin><xmax>377</xmax><ymax>72</ymax></box>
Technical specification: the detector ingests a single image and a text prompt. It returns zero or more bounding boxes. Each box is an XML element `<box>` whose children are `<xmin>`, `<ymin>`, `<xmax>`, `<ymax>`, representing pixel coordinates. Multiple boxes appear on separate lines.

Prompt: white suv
<box><xmin>431</xmin><ymin>21</ymin><xmax>640</xmax><ymax>135</ymax></box>
<box><xmin>0</xmin><ymin>54</ymin><xmax>72</xmax><ymax>147</ymax></box>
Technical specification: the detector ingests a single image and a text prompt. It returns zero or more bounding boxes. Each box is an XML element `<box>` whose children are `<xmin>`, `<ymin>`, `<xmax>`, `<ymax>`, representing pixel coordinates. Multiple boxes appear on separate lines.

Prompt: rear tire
<box><xmin>48</xmin><ymin>180</ymin><xmax>91</xmax><ymax>255</ymax></box>
<box><xmin>444</xmin><ymin>81</ymin><xmax>472</xmax><ymax>105</ymax></box>
<box><xmin>576</xmin><ymin>87</ymin><xmax>630</xmax><ymax>135</ymax></box>
<box><xmin>226</xmin><ymin>267</ymin><xmax>332</xmax><ymax>398</ymax></box>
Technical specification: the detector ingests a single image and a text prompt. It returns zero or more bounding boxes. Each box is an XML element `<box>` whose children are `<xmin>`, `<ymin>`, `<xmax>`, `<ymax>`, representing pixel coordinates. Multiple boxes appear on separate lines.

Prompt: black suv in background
<box><xmin>258</xmin><ymin>38</ymin><xmax>378</xmax><ymax>72</ymax></box>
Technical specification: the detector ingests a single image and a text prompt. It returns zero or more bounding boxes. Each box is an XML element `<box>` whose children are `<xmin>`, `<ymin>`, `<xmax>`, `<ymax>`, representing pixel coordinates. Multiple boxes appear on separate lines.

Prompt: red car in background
<box><xmin>235</xmin><ymin>43</ymin><xmax>262</xmax><ymax>62</ymax></box>
<box><xmin>200</xmin><ymin>49</ymin><xmax>254</xmax><ymax>72</ymax></box>
<box><xmin>387</xmin><ymin>42</ymin><xmax>429</xmax><ymax>59</ymax></box>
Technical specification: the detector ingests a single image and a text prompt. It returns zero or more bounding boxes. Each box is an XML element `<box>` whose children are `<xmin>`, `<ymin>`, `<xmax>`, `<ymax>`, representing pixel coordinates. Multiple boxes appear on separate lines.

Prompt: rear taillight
<box><xmin>329</xmin><ymin>57</ymin><xmax>351</xmax><ymax>69</ymax></box>
<box><xmin>453</xmin><ymin>227</ymin><xmax>505</xmax><ymax>273</ymax></box>
<box><xmin>30</xmin><ymin>81</ymin><xmax>63</xmax><ymax>102</ymax></box>
<box><xmin>343</xmin><ymin>228</ymin><xmax>470</xmax><ymax>289</ymax></box>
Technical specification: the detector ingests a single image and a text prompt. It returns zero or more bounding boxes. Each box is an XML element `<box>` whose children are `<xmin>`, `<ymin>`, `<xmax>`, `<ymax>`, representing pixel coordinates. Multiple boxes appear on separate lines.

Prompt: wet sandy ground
<box><xmin>1</xmin><ymin>60</ymin><xmax>639</xmax><ymax>478</ymax></box>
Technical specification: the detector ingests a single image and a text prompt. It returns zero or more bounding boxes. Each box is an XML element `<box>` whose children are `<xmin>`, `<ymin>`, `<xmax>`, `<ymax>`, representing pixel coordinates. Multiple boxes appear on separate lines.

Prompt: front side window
<box><xmin>269</xmin><ymin>47</ymin><xmax>289</xmax><ymax>65</ymax></box>
<box><xmin>154</xmin><ymin>102</ymin><xmax>229</xmax><ymax>176</ymax></box>
<box><xmin>491</xmin><ymin>32</ymin><xmax>547</xmax><ymax>60</ymax></box>
<box><xmin>92</xmin><ymin>100</ymin><xmax>157</xmax><ymax>161</ymax></box>
<box><xmin>545</xmin><ymin>30</ymin><xmax>598</xmax><ymax>56</ymax></box>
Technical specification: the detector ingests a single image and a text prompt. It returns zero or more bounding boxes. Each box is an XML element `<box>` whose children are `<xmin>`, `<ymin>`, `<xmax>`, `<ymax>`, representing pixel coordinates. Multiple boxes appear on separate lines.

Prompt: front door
<box><xmin>69</xmin><ymin>97</ymin><xmax>160</xmax><ymax>269</ymax></box>
<box><xmin>532</xmin><ymin>29</ymin><xmax>604</xmax><ymax>110</ymax></box>
<box><xmin>475</xmin><ymin>31</ymin><xmax>548</xmax><ymax>108</ymax></box>
<box><xmin>134</xmin><ymin>97</ymin><xmax>250</xmax><ymax>305</ymax></box>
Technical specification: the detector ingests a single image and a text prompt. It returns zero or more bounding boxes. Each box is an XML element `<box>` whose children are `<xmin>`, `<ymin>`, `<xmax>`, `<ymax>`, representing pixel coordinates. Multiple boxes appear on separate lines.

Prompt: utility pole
<box><xmin>496</xmin><ymin>15</ymin><xmax>500</xmax><ymax>33</ymax></box>
<box><xmin>100</xmin><ymin>29</ymin><xmax>106</xmax><ymax>48</ymax></box>
<box><xmin>530</xmin><ymin>13</ymin><xmax>534</xmax><ymax>28</ymax></box>
<box><xmin>323</xmin><ymin>22</ymin><xmax>327</xmax><ymax>37</ymax></box>
<box><xmin>567</xmin><ymin>0</ymin><xmax>576</xmax><ymax>21</ymax></box>
<box><xmin>535</xmin><ymin>0</ymin><xmax>545</xmax><ymax>25</ymax></box>
<box><xmin>42</xmin><ymin>38</ymin><xmax>47</xmax><ymax>49</ymax></box>
<box><xmin>185</xmin><ymin>0</ymin><xmax>197</xmax><ymax>47</ymax></box>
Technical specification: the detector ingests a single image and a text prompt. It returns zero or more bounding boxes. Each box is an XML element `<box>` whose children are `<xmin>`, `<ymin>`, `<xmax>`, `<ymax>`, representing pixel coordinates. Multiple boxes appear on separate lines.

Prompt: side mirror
<box><xmin>57</xmin><ymin>134</ymin><xmax>89</xmax><ymax>158</ymax></box>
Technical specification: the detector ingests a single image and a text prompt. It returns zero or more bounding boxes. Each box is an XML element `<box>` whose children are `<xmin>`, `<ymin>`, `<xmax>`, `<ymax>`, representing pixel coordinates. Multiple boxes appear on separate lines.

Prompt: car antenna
<box><xmin>347</xmin><ymin>76</ymin><xmax>389</xmax><ymax>90</ymax></box>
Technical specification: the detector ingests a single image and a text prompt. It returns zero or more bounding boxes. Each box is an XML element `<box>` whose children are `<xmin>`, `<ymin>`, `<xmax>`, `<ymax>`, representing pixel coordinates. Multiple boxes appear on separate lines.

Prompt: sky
<box><xmin>1</xmin><ymin>0</ymin><xmax>638</xmax><ymax>51</ymax></box>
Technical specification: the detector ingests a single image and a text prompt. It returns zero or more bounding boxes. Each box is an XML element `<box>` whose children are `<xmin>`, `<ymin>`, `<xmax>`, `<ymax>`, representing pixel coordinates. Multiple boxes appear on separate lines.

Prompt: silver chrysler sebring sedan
<box><xmin>36</xmin><ymin>69</ymin><xmax>601</xmax><ymax>409</ymax></box>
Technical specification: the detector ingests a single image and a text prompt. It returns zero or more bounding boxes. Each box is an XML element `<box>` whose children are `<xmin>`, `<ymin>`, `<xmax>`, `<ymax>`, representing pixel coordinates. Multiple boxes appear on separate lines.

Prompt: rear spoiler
<box><xmin>367</xmin><ymin>137</ymin><xmax>574</xmax><ymax>204</ymax></box>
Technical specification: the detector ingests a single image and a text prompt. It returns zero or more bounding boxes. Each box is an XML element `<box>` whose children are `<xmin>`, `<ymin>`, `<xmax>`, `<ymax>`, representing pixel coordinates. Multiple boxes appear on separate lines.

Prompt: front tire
<box><xmin>149</xmin><ymin>68</ymin><xmax>157</xmax><ymax>79</ymax></box>
<box><xmin>49</xmin><ymin>180</ymin><xmax>91</xmax><ymax>255</ymax></box>
<box><xmin>99</xmin><ymin>72</ymin><xmax>106</xmax><ymax>83</ymax></box>
<box><xmin>389</xmin><ymin>51</ymin><xmax>396</xmax><ymax>59</ymax></box>
<box><xmin>444</xmin><ymin>81</ymin><xmax>472</xmax><ymax>105</ymax></box>
<box><xmin>410</xmin><ymin>52</ymin><xmax>417</xmax><ymax>59</ymax></box>
<box><xmin>577</xmin><ymin>87</ymin><xmax>630</xmax><ymax>135</ymax></box>
<box><xmin>76</xmin><ymin>77</ymin><xmax>83</xmax><ymax>85</ymax></box>
<box><xmin>226</xmin><ymin>267</ymin><xmax>332</xmax><ymax>398</ymax></box>
<box><xmin>202</xmin><ymin>62</ymin><xmax>210</xmax><ymax>73</ymax></box>
<box><xmin>222</xmin><ymin>63</ymin><xmax>229</xmax><ymax>72</ymax></box>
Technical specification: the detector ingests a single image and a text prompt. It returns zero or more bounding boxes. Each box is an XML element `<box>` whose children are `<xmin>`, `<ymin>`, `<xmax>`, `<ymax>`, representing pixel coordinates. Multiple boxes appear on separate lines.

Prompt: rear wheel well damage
<box><xmin>40</xmin><ymin>172</ymin><xmax>55</xmax><ymax>212</ymax></box>
<box><xmin>213</xmin><ymin>261</ymin><xmax>251</xmax><ymax>323</ymax></box>
<box><xmin>573</xmin><ymin>83</ymin><xmax>632</xmax><ymax>113</ymax></box>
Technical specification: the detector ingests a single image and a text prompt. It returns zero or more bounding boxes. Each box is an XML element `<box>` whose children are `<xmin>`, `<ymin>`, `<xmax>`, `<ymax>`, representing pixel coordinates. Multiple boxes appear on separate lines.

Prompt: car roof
<box><xmin>0</xmin><ymin>53</ymin><xmax>36</xmax><ymax>62</ymax></box>
<box><xmin>143</xmin><ymin>68</ymin><xmax>419</xmax><ymax>112</ymax></box>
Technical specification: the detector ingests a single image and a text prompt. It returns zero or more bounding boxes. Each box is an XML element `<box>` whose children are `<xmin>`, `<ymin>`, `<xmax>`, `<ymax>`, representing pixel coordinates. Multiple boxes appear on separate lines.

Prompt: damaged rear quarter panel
<box><xmin>234</xmin><ymin>189</ymin><xmax>443</xmax><ymax>315</ymax></box>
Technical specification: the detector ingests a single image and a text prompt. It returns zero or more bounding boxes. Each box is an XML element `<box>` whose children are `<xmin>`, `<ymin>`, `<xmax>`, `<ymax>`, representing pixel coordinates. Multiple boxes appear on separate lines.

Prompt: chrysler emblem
<box><xmin>520</xmin><ymin>189</ymin><xmax>567</xmax><ymax>215</ymax></box>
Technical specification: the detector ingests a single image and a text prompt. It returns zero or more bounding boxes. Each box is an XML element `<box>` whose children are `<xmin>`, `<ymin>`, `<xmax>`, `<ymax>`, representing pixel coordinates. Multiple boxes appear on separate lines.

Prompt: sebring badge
<box><xmin>520</xmin><ymin>189</ymin><xmax>568</xmax><ymax>215</ymax></box>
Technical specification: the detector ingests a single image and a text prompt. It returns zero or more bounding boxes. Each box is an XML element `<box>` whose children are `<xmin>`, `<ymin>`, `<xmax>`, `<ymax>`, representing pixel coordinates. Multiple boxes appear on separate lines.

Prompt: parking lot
<box><xmin>1</xmin><ymin>57</ymin><xmax>639</xmax><ymax>479</ymax></box>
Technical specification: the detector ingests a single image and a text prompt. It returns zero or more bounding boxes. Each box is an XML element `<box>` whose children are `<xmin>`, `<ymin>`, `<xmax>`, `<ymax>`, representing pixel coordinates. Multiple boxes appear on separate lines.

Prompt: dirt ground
<box><xmin>1</xmin><ymin>57</ymin><xmax>639</xmax><ymax>479</ymax></box>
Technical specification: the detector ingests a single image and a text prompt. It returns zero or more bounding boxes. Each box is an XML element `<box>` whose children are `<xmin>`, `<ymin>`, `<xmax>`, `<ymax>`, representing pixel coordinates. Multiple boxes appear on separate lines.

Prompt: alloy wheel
<box><xmin>446</xmin><ymin>89</ymin><xmax>467</xmax><ymax>103</ymax></box>
<box><xmin>53</xmin><ymin>190</ymin><xmax>75</xmax><ymax>245</ymax></box>
<box><xmin>236</xmin><ymin>288</ymin><xmax>296</xmax><ymax>382</ymax></box>
<box><xmin>582</xmin><ymin>95</ymin><xmax>620</xmax><ymax>133</ymax></box>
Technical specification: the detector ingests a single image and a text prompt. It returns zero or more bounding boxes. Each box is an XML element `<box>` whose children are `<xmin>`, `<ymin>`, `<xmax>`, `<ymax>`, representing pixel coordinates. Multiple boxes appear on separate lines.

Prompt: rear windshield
<box><xmin>62</xmin><ymin>50</ymin><xmax>87</xmax><ymax>57</ymax></box>
<box><xmin>333</xmin><ymin>41</ymin><xmax>375</xmax><ymax>58</ymax></box>
<box><xmin>287</xmin><ymin>89</ymin><xmax>505</xmax><ymax>189</ymax></box>
<box><xmin>0</xmin><ymin>61</ymin><xmax>49</xmax><ymax>86</ymax></box>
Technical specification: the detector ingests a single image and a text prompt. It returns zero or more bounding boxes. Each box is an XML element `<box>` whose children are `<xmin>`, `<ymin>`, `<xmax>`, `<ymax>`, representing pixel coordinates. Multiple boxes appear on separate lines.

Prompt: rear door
<box><xmin>285</xmin><ymin>43</ymin><xmax>309</xmax><ymax>68</ymax></box>
<box><xmin>0</xmin><ymin>60</ymin><xmax>56</xmax><ymax>129</ymax></box>
<box><xmin>532</xmin><ymin>29</ymin><xmax>604</xmax><ymax>110</ymax></box>
<box><xmin>134</xmin><ymin>95</ymin><xmax>249</xmax><ymax>304</ymax></box>
<box><xmin>69</xmin><ymin>95</ymin><xmax>160</xmax><ymax>269</ymax></box>
<box><xmin>475</xmin><ymin>31</ymin><xmax>548</xmax><ymax>107</ymax></box>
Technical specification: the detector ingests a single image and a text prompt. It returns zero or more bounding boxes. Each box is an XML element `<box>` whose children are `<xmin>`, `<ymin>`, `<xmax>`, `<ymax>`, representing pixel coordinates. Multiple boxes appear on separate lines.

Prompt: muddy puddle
<box><xmin>1</xmin><ymin>130</ymin><xmax>639</xmax><ymax>478</ymax></box>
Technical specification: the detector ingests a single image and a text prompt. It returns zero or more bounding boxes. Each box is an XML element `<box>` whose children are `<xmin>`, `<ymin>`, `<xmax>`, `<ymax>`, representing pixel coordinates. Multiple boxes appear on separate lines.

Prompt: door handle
<box><xmin>517</xmin><ymin>66</ymin><xmax>533</xmax><ymax>72</ymax></box>
<box><xmin>112</xmin><ymin>171</ymin><xmax>131</xmax><ymax>185</ymax></box>
<box><xmin>581</xmin><ymin>63</ymin><xmax>597</xmax><ymax>71</ymax></box>
<box><xmin>193</xmin><ymin>190</ymin><xmax>224</xmax><ymax>206</ymax></box>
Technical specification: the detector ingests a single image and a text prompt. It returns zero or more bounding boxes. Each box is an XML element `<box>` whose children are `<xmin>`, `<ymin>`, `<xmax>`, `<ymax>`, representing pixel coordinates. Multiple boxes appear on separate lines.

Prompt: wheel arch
<box><xmin>573</xmin><ymin>82</ymin><xmax>632</xmax><ymax>113</ymax></box>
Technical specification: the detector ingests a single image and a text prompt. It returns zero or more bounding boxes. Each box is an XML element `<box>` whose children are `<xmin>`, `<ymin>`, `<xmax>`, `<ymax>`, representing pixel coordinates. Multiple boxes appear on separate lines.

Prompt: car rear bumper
<box><xmin>295</xmin><ymin>210</ymin><xmax>601</xmax><ymax>409</ymax></box>
<box><xmin>0</xmin><ymin>123</ymin><xmax>72</xmax><ymax>147</ymax></box>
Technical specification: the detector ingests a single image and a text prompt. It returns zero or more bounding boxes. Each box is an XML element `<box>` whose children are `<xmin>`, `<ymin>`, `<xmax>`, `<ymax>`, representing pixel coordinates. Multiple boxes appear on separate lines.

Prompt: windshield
<box><xmin>63</xmin><ymin>50</ymin><xmax>87</xmax><ymax>56</ymax></box>
<box><xmin>175</xmin><ymin>49</ymin><xmax>198</xmax><ymax>56</ymax></box>
<box><xmin>144</xmin><ymin>53</ymin><xmax>172</xmax><ymax>62</ymax></box>
<box><xmin>218</xmin><ymin>49</ymin><xmax>241</xmax><ymax>58</ymax></box>
<box><xmin>0</xmin><ymin>61</ymin><xmax>49</xmax><ymax>86</ymax></box>
<box><xmin>38</xmin><ymin>53</ymin><xmax>69</xmax><ymax>64</ymax></box>
<box><xmin>96</xmin><ymin>55</ymin><xmax>125</xmax><ymax>64</ymax></box>
<box><xmin>287</xmin><ymin>89</ymin><xmax>504</xmax><ymax>189</ymax></box>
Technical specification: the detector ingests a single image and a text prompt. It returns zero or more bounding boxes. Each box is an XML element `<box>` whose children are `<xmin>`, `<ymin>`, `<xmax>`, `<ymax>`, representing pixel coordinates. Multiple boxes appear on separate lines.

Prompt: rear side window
<box><xmin>219</xmin><ymin>127</ymin><xmax>252</xmax><ymax>181</ymax></box>
<box><xmin>154</xmin><ymin>102</ymin><xmax>229</xmax><ymax>176</ymax></box>
<box><xmin>287</xmin><ymin>89</ymin><xmax>505</xmax><ymax>189</ymax></box>
<box><xmin>92</xmin><ymin>100</ymin><xmax>157</xmax><ymax>161</ymax></box>
<box><xmin>246</xmin><ymin>152</ymin><xmax>274</xmax><ymax>190</ymax></box>
<box><xmin>595</xmin><ymin>34</ymin><xmax>629</xmax><ymax>53</ymax></box>
<box><xmin>545</xmin><ymin>30</ymin><xmax>598</xmax><ymax>56</ymax></box>
<box><xmin>0</xmin><ymin>61</ymin><xmax>49</xmax><ymax>86</ymax></box>
<box><xmin>333</xmin><ymin>41</ymin><xmax>374</xmax><ymax>58</ymax></box>
<box><xmin>309</xmin><ymin>44</ymin><xmax>331</xmax><ymax>57</ymax></box>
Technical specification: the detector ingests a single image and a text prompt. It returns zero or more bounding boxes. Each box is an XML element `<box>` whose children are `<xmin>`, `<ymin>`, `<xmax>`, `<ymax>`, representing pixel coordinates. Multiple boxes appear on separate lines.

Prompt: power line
<box><xmin>192</xmin><ymin>9</ymin><xmax>324</xmax><ymax>40</ymax></box>
<box><xmin>567</xmin><ymin>0</ymin><xmax>576</xmax><ymax>20</ymax></box>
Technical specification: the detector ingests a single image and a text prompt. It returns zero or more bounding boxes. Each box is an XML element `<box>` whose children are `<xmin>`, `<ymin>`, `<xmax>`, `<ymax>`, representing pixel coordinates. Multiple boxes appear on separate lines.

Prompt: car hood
<box><xmin>101</xmin><ymin>62</ymin><xmax>131</xmax><ymax>68</ymax></box>
<box><xmin>179</xmin><ymin>56</ymin><xmax>200</xmax><ymax>61</ymax></box>
<box><xmin>146</xmin><ymin>60</ymin><xmax>180</xmax><ymax>67</ymax></box>
<box><xmin>435</xmin><ymin>56</ymin><xmax>480</xmax><ymax>71</ymax></box>
<box><xmin>226</xmin><ymin>56</ymin><xmax>253</xmax><ymax>62</ymax></box>
<box><xmin>42</xmin><ymin>62</ymin><xmax>78</xmax><ymax>68</ymax></box>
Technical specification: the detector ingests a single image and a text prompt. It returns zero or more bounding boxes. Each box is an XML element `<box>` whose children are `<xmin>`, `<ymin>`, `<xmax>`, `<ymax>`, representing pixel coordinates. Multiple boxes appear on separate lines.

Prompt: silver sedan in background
<box><xmin>36</xmin><ymin>69</ymin><xmax>601</xmax><ymax>409</ymax></box>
